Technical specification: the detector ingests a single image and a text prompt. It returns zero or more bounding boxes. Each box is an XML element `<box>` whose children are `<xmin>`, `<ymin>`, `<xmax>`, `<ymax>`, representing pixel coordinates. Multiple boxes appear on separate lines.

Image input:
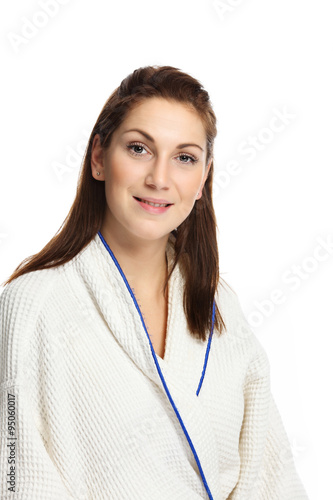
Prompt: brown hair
<box><xmin>2</xmin><ymin>65</ymin><xmax>227</xmax><ymax>341</ymax></box>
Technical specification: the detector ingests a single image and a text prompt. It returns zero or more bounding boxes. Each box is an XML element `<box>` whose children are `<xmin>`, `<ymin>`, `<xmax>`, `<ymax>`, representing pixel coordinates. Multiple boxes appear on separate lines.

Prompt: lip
<box><xmin>133</xmin><ymin>196</ymin><xmax>173</xmax><ymax>214</ymax></box>
<box><xmin>134</xmin><ymin>196</ymin><xmax>173</xmax><ymax>204</ymax></box>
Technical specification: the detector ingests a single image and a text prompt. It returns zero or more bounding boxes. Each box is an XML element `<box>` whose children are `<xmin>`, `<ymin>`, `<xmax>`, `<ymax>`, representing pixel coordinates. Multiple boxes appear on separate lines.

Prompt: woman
<box><xmin>0</xmin><ymin>65</ymin><xmax>308</xmax><ymax>499</ymax></box>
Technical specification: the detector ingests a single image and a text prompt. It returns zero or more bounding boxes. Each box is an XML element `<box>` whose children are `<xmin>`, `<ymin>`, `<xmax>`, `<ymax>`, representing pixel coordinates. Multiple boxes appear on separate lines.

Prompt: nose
<box><xmin>145</xmin><ymin>155</ymin><xmax>171</xmax><ymax>190</ymax></box>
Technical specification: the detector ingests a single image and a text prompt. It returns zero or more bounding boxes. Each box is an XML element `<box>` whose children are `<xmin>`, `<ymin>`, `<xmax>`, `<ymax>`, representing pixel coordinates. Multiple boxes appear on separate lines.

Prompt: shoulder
<box><xmin>0</xmin><ymin>265</ymin><xmax>67</xmax><ymax>384</ymax></box>
<box><xmin>0</xmin><ymin>267</ymin><xmax>60</xmax><ymax>322</ymax></box>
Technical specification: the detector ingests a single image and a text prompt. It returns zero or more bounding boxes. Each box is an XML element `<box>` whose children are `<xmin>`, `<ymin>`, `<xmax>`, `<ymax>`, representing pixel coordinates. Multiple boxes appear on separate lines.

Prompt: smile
<box><xmin>134</xmin><ymin>197</ymin><xmax>172</xmax><ymax>207</ymax></box>
<box><xmin>133</xmin><ymin>197</ymin><xmax>173</xmax><ymax>214</ymax></box>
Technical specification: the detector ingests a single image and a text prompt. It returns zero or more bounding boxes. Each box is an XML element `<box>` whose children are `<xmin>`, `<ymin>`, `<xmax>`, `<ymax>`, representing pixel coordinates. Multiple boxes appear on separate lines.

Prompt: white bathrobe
<box><xmin>0</xmin><ymin>231</ymin><xmax>309</xmax><ymax>499</ymax></box>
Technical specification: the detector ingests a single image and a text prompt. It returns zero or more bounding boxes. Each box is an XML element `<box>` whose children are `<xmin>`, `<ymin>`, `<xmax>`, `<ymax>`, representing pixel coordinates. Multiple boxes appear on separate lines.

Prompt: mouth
<box><xmin>133</xmin><ymin>197</ymin><xmax>172</xmax><ymax>208</ymax></box>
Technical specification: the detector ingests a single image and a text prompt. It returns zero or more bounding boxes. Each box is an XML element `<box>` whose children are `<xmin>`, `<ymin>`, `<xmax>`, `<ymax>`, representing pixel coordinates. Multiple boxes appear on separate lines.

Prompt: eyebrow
<box><xmin>123</xmin><ymin>128</ymin><xmax>204</xmax><ymax>152</ymax></box>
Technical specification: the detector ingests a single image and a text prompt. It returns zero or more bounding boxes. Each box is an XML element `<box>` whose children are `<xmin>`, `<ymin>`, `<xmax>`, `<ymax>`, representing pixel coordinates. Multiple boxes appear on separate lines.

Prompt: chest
<box><xmin>138</xmin><ymin>296</ymin><xmax>168</xmax><ymax>359</ymax></box>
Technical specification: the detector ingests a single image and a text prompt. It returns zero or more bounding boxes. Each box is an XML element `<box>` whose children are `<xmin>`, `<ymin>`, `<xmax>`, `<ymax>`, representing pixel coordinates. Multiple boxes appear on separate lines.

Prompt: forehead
<box><xmin>116</xmin><ymin>97</ymin><xmax>206</xmax><ymax>142</ymax></box>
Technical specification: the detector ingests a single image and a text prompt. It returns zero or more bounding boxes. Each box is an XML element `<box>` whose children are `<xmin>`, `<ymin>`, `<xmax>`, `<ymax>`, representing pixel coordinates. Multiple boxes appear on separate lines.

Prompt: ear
<box><xmin>91</xmin><ymin>134</ymin><xmax>105</xmax><ymax>181</ymax></box>
<box><xmin>196</xmin><ymin>158</ymin><xmax>212</xmax><ymax>200</ymax></box>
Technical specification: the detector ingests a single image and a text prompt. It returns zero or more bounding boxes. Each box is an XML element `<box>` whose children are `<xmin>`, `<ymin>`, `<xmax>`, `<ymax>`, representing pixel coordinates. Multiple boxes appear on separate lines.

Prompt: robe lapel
<box><xmin>154</xmin><ymin>260</ymin><xmax>222</xmax><ymax>499</ymax></box>
<box><xmin>77</xmin><ymin>231</ymin><xmax>221</xmax><ymax>499</ymax></box>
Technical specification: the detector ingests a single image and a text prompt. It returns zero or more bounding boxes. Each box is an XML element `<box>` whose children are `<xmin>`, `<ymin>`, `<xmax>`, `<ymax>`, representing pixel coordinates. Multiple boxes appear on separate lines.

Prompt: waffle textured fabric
<box><xmin>0</xmin><ymin>231</ymin><xmax>309</xmax><ymax>499</ymax></box>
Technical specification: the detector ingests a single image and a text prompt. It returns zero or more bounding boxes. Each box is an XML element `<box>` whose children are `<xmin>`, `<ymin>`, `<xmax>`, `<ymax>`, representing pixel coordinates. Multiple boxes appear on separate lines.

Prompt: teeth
<box><xmin>140</xmin><ymin>198</ymin><xmax>168</xmax><ymax>207</ymax></box>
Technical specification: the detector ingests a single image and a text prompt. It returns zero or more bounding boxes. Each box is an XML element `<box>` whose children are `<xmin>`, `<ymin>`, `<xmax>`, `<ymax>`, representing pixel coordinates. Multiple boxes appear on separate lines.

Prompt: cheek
<box><xmin>178</xmin><ymin>173</ymin><xmax>204</xmax><ymax>199</ymax></box>
<box><xmin>176</xmin><ymin>183</ymin><xmax>200</xmax><ymax>218</ymax></box>
<box><xmin>108</xmin><ymin>169</ymin><xmax>132</xmax><ymax>187</ymax></box>
<box><xmin>105</xmin><ymin>156</ymin><xmax>138</xmax><ymax>190</ymax></box>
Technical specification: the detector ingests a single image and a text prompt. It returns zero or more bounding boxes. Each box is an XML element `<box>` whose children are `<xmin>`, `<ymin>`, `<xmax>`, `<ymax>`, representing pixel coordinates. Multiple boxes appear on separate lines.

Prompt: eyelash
<box><xmin>126</xmin><ymin>141</ymin><xmax>199</xmax><ymax>165</ymax></box>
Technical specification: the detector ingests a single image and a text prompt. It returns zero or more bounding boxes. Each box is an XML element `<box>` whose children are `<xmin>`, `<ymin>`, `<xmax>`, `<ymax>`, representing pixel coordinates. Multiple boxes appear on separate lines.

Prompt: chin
<box><xmin>130</xmin><ymin>227</ymin><xmax>173</xmax><ymax>242</ymax></box>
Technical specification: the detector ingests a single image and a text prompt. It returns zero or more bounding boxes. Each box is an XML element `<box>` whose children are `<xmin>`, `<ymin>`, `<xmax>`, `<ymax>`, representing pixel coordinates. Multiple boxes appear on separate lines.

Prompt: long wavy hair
<box><xmin>2</xmin><ymin>65</ymin><xmax>227</xmax><ymax>341</ymax></box>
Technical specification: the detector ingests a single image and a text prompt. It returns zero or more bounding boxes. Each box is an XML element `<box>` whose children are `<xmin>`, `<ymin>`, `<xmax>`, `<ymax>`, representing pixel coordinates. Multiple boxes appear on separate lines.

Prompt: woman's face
<box><xmin>91</xmin><ymin>97</ymin><xmax>211</xmax><ymax>245</ymax></box>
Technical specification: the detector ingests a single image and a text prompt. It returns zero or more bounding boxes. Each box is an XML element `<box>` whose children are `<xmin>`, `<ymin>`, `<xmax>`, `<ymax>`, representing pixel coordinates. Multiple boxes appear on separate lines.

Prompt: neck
<box><xmin>100</xmin><ymin>226</ymin><xmax>170</xmax><ymax>301</ymax></box>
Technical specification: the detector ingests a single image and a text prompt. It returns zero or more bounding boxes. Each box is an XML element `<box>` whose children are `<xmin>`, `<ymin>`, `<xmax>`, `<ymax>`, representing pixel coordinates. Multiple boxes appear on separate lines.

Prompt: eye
<box><xmin>126</xmin><ymin>142</ymin><xmax>149</xmax><ymax>156</ymax></box>
<box><xmin>126</xmin><ymin>141</ymin><xmax>199</xmax><ymax>164</ymax></box>
<box><xmin>177</xmin><ymin>153</ymin><xmax>199</xmax><ymax>165</ymax></box>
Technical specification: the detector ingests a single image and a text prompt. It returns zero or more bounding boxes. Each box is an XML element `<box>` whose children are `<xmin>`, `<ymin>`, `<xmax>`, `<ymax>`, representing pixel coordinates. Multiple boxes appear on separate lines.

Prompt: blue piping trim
<box><xmin>196</xmin><ymin>300</ymin><xmax>215</xmax><ymax>396</ymax></box>
<box><xmin>97</xmin><ymin>231</ymin><xmax>214</xmax><ymax>500</ymax></box>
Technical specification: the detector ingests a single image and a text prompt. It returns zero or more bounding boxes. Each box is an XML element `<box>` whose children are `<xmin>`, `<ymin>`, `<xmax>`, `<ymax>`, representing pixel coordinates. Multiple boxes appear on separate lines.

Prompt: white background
<box><xmin>1</xmin><ymin>1</ymin><xmax>332</xmax><ymax>498</ymax></box>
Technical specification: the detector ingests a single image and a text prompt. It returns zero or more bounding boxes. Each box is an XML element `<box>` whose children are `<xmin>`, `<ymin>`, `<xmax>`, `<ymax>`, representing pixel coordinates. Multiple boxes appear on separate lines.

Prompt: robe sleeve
<box><xmin>228</xmin><ymin>342</ymin><xmax>309</xmax><ymax>499</ymax></box>
<box><xmin>0</xmin><ymin>279</ymin><xmax>75</xmax><ymax>500</ymax></box>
